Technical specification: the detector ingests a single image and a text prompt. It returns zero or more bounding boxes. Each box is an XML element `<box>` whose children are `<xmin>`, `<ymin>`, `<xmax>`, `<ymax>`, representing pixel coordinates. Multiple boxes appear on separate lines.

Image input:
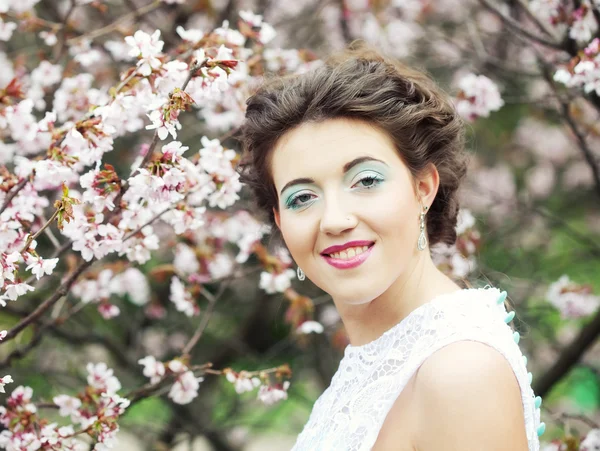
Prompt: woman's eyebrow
<box><xmin>279</xmin><ymin>156</ymin><xmax>388</xmax><ymax>195</ymax></box>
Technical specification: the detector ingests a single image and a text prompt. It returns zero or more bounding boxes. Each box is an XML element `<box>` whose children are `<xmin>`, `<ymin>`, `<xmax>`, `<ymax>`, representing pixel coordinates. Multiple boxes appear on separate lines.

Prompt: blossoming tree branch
<box><xmin>0</xmin><ymin>0</ymin><xmax>600</xmax><ymax>449</ymax></box>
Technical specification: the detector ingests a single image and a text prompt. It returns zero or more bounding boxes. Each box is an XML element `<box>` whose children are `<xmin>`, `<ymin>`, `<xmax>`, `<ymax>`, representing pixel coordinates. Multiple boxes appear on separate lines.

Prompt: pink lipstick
<box><xmin>320</xmin><ymin>241</ymin><xmax>375</xmax><ymax>269</ymax></box>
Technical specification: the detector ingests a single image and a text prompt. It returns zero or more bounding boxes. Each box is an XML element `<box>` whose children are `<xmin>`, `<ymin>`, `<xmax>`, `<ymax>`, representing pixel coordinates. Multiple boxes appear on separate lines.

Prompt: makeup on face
<box><xmin>280</xmin><ymin>157</ymin><xmax>391</xmax><ymax>211</ymax></box>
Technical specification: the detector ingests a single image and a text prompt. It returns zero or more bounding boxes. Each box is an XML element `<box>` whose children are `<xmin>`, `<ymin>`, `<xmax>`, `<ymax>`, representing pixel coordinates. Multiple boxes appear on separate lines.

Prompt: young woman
<box><xmin>239</xmin><ymin>44</ymin><xmax>544</xmax><ymax>451</ymax></box>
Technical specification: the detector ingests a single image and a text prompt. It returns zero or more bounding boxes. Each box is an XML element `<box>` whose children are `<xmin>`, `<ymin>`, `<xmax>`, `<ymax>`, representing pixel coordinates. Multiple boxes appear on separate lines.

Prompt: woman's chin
<box><xmin>329</xmin><ymin>288</ymin><xmax>383</xmax><ymax>306</ymax></box>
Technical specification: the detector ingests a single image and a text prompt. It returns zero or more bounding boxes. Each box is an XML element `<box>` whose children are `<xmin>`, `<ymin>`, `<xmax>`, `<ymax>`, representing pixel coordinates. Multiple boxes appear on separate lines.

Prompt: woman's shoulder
<box><xmin>409</xmin><ymin>339</ymin><xmax>531</xmax><ymax>450</ymax></box>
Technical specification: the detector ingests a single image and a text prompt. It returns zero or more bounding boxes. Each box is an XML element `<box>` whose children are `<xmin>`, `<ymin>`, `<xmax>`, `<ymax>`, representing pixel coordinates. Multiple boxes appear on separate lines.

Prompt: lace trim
<box><xmin>291</xmin><ymin>287</ymin><xmax>542</xmax><ymax>451</ymax></box>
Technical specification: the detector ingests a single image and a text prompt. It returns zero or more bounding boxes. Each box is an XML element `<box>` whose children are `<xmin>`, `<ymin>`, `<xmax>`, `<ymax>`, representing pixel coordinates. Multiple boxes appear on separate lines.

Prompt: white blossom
<box><xmin>296</xmin><ymin>321</ymin><xmax>324</xmax><ymax>334</ymax></box>
<box><xmin>581</xmin><ymin>429</ymin><xmax>600</xmax><ymax>451</ymax></box>
<box><xmin>86</xmin><ymin>362</ymin><xmax>122</xmax><ymax>395</ymax></box>
<box><xmin>169</xmin><ymin>371</ymin><xmax>203</xmax><ymax>405</ymax></box>
<box><xmin>138</xmin><ymin>356</ymin><xmax>166</xmax><ymax>384</ymax></box>
<box><xmin>0</xmin><ymin>375</ymin><xmax>13</xmax><ymax>393</ymax></box>
<box><xmin>546</xmin><ymin>275</ymin><xmax>600</xmax><ymax>318</ymax></box>
<box><xmin>257</xmin><ymin>381</ymin><xmax>290</xmax><ymax>406</ymax></box>
<box><xmin>0</xmin><ymin>18</ymin><xmax>17</xmax><ymax>41</ymax></box>
<box><xmin>455</xmin><ymin>73</ymin><xmax>504</xmax><ymax>121</ymax></box>
<box><xmin>259</xmin><ymin>269</ymin><xmax>295</xmax><ymax>294</ymax></box>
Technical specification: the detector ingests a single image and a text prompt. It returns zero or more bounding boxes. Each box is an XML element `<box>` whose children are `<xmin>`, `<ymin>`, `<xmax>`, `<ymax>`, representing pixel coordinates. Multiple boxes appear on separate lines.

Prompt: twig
<box><xmin>66</xmin><ymin>0</ymin><xmax>161</xmax><ymax>45</ymax></box>
<box><xmin>52</xmin><ymin>0</ymin><xmax>78</xmax><ymax>62</ymax></box>
<box><xmin>181</xmin><ymin>283</ymin><xmax>229</xmax><ymax>356</ymax></box>
<box><xmin>0</xmin><ymin>177</ymin><xmax>30</xmax><ymax>216</ymax></box>
<box><xmin>478</xmin><ymin>0</ymin><xmax>564</xmax><ymax>50</ymax></box>
<box><xmin>2</xmin><ymin>62</ymin><xmax>208</xmax><ymax>347</ymax></box>
<box><xmin>42</xmin><ymin>223</ymin><xmax>62</xmax><ymax>250</ymax></box>
<box><xmin>533</xmin><ymin>305</ymin><xmax>600</xmax><ymax>397</ymax></box>
<box><xmin>546</xmin><ymin>406</ymin><xmax>600</xmax><ymax>429</ymax></box>
<box><xmin>114</xmin><ymin>70</ymin><xmax>139</xmax><ymax>96</ymax></box>
<box><xmin>20</xmin><ymin>209</ymin><xmax>60</xmax><ymax>253</ymax></box>
<box><xmin>559</xmin><ymin>101</ymin><xmax>600</xmax><ymax>200</ymax></box>
<box><xmin>122</xmin><ymin>204</ymin><xmax>174</xmax><ymax>242</ymax></box>
<box><xmin>2</xmin><ymin>261</ymin><xmax>93</xmax><ymax>342</ymax></box>
<box><xmin>514</xmin><ymin>0</ymin><xmax>557</xmax><ymax>38</ymax></box>
<box><xmin>0</xmin><ymin>328</ymin><xmax>43</xmax><ymax>368</ymax></box>
<box><xmin>537</xmin><ymin>59</ymin><xmax>600</xmax><ymax>200</ymax></box>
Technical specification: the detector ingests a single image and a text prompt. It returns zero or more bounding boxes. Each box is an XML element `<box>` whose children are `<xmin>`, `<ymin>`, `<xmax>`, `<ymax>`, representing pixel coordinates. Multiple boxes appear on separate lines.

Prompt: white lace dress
<box><xmin>291</xmin><ymin>287</ymin><xmax>544</xmax><ymax>451</ymax></box>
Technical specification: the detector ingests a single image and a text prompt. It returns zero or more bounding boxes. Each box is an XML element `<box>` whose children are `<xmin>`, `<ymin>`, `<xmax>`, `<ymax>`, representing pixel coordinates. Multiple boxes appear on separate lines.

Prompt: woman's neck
<box><xmin>335</xmin><ymin>254</ymin><xmax>462</xmax><ymax>347</ymax></box>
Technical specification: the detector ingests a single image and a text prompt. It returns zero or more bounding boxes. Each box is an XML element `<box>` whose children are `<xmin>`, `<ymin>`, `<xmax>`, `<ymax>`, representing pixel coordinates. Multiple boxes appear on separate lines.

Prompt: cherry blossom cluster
<box><xmin>222</xmin><ymin>364</ymin><xmax>292</xmax><ymax>406</ymax></box>
<box><xmin>555</xmin><ymin>37</ymin><xmax>600</xmax><ymax>96</ymax></box>
<box><xmin>454</xmin><ymin>73</ymin><xmax>505</xmax><ymax>122</ymax></box>
<box><xmin>545</xmin><ymin>275</ymin><xmax>600</xmax><ymax>319</ymax></box>
<box><xmin>530</xmin><ymin>0</ymin><xmax>599</xmax><ymax>43</ymax></box>
<box><xmin>581</xmin><ymin>429</ymin><xmax>600</xmax><ymax>450</ymax></box>
<box><xmin>0</xmin><ymin>4</ymin><xmax>325</xmax><ymax>447</ymax></box>
<box><xmin>71</xmin><ymin>266</ymin><xmax>149</xmax><ymax>319</ymax></box>
<box><xmin>137</xmin><ymin>357</ymin><xmax>204</xmax><ymax>405</ymax></box>
<box><xmin>0</xmin><ymin>363</ymin><xmax>128</xmax><ymax>450</ymax></box>
<box><xmin>431</xmin><ymin>209</ymin><xmax>480</xmax><ymax>279</ymax></box>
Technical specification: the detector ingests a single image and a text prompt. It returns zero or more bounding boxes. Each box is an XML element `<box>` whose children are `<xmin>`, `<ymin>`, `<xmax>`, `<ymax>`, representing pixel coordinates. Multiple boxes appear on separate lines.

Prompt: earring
<box><xmin>297</xmin><ymin>266</ymin><xmax>305</xmax><ymax>281</ymax></box>
<box><xmin>417</xmin><ymin>205</ymin><xmax>429</xmax><ymax>251</ymax></box>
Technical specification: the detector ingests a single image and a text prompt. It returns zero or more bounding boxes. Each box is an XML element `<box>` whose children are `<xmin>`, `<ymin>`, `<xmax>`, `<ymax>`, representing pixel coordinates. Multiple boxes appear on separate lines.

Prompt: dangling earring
<box><xmin>418</xmin><ymin>205</ymin><xmax>429</xmax><ymax>251</ymax></box>
<box><xmin>297</xmin><ymin>266</ymin><xmax>305</xmax><ymax>281</ymax></box>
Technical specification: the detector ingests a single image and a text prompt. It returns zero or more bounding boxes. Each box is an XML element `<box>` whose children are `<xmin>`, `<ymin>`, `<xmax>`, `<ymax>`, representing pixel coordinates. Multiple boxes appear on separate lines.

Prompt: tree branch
<box><xmin>478</xmin><ymin>0</ymin><xmax>564</xmax><ymax>50</ymax></box>
<box><xmin>533</xmin><ymin>307</ymin><xmax>600</xmax><ymax>397</ymax></box>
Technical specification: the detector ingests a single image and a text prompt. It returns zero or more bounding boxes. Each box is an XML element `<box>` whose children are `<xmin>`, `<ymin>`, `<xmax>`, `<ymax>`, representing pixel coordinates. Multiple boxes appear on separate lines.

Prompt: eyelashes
<box><xmin>284</xmin><ymin>173</ymin><xmax>384</xmax><ymax>210</ymax></box>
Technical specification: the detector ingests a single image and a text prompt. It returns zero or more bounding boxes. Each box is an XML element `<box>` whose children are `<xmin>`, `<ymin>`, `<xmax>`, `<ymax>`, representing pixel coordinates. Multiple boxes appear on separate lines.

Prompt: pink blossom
<box><xmin>146</xmin><ymin>109</ymin><xmax>181</xmax><ymax>140</ymax></box>
<box><xmin>138</xmin><ymin>356</ymin><xmax>166</xmax><ymax>384</ymax></box>
<box><xmin>546</xmin><ymin>275</ymin><xmax>600</xmax><ymax>318</ymax></box>
<box><xmin>98</xmin><ymin>303</ymin><xmax>120</xmax><ymax>319</ymax></box>
<box><xmin>224</xmin><ymin>370</ymin><xmax>261</xmax><ymax>394</ymax></box>
<box><xmin>168</xmin><ymin>370</ymin><xmax>204</xmax><ymax>404</ymax></box>
<box><xmin>125</xmin><ymin>30</ymin><xmax>164</xmax><ymax>76</ymax></box>
<box><xmin>525</xmin><ymin>163</ymin><xmax>556</xmax><ymax>199</ymax></box>
<box><xmin>0</xmin><ymin>375</ymin><xmax>13</xmax><ymax>393</ymax></box>
<box><xmin>581</xmin><ymin>429</ymin><xmax>600</xmax><ymax>451</ymax></box>
<box><xmin>30</xmin><ymin>61</ymin><xmax>62</xmax><ymax>87</ymax></box>
<box><xmin>110</xmin><ymin>268</ymin><xmax>150</xmax><ymax>306</ymax></box>
<box><xmin>86</xmin><ymin>362</ymin><xmax>122</xmax><ymax>395</ymax></box>
<box><xmin>167</xmin><ymin>359</ymin><xmax>187</xmax><ymax>373</ymax></box>
<box><xmin>24</xmin><ymin>255</ymin><xmax>59</xmax><ymax>280</ymax></box>
<box><xmin>207</xmin><ymin>253</ymin><xmax>234</xmax><ymax>279</ymax></box>
<box><xmin>161</xmin><ymin>141</ymin><xmax>189</xmax><ymax>162</ymax></box>
<box><xmin>1</xmin><ymin>282</ymin><xmax>35</xmax><ymax>304</ymax></box>
<box><xmin>39</xmin><ymin>30</ymin><xmax>57</xmax><ymax>45</ymax></box>
<box><xmin>169</xmin><ymin>276</ymin><xmax>198</xmax><ymax>316</ymax></box>
<box><xmin>0</xmin><ymin>18</ymin><xmax>17</xmax><ymax>41</ymax></box>
<box><xmin>259</xmin><ymin>269</ymin><xmax>296</xmax><ymax>294</ymax></box>
<box><xmin>455</xmin><ymin>73</ymin><xmax>504</xmax><ymax>121</ymax></box>
<box><xmin>257</xmin><ymin>381</ymin><xmax>290</xmax><ymax>406</ymax></box>
<box><xmin>173</xmin><ymin>243</ymin><xmax>200</xmax><ymax>275</ymax></box>
<box><xmin>2</xmin><ymin>0</ymin><xmax>41</xmax><ymax>13</ymax></box>
<box><xmin>176</xmin><ymin>26</ymin><xmax>204</xmax><ymax>43</ymax></box>
<box><xmin>8</xmin><ymin>385</ymin><xmax>37</xmax><ymax>413</ymax></box>
<box><xmin>239</xmin><ymin>10</ymin><xmax>276</xmax><ymax>43</ymax></box>
<box><xmin>53</xmin><ymin>394</ymin><xmax>82</xmax><ymax>419</ymax></box>
<box><xmin>569</xmin><ymin>6</ymin><xmax>597</xmax><ymax>43</ymax></box>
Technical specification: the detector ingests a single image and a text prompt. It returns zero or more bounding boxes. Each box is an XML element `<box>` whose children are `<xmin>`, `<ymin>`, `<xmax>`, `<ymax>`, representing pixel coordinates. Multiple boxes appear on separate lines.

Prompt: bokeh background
<box><xmin>1</xmin><ymin>0</ymin><xmax>600</xmax><ymax>450</ymax></box>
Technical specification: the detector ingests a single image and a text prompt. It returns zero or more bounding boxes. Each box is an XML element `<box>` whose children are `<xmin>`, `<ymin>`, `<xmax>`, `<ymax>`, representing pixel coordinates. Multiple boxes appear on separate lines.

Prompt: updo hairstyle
<box><xmin>238</xmin><ymin>43</ymin><xmax>469</xmax><ymax>248</ymax></box>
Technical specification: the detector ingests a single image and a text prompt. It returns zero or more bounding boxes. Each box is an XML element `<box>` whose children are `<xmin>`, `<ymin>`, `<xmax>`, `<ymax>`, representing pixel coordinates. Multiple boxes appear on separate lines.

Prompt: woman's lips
<box><xmin>321</xmin><ymin>244</ymin><xmax>375</xmax><ymax>269</ymax></box>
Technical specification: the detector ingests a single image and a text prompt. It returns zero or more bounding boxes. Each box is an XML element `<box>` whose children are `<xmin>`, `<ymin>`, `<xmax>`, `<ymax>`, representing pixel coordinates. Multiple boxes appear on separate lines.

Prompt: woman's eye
<box><xmin>353</xmin><ymin>174</ymin><xmax>383</xmax><ymax>189</ymax></box>
<box><xmin>287</xmin><ymin>192</ymin><xmax>315</xmax><ymax>209</ymax></box>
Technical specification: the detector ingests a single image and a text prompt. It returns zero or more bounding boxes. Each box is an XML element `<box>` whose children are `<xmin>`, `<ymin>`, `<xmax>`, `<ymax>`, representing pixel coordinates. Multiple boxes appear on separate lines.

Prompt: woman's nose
<box><xmin>319</xmin><ymin>201</ymin><xmax>358</xmax><ymax>235</ymax></box>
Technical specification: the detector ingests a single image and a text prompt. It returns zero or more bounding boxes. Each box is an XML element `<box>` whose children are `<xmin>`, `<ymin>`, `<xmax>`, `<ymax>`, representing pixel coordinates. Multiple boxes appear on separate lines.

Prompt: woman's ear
<box><xmin>273</xmin><ymin>207</ymin><xmax>281</xmax><ymax>230</ymax></box>
<box><xmin>417</xmin><ymin>163</ymin><xmax>440</xmax><ymax>208</ymax></box>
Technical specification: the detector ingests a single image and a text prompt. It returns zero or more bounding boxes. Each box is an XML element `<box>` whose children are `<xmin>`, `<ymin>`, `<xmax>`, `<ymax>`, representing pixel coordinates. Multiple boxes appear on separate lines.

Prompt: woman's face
<box><xmin>271</xmin><ymin>118</ymin><xmax>438</xmax><ymax>305</ymax></box>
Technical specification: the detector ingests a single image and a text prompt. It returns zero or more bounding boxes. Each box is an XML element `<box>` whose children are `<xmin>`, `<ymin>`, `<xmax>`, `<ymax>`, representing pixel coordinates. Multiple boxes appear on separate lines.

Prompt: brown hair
<box><xmin>238</xmin><ymin>43</ymin><xmax>469</xmax><ymax>248</ymax></box>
